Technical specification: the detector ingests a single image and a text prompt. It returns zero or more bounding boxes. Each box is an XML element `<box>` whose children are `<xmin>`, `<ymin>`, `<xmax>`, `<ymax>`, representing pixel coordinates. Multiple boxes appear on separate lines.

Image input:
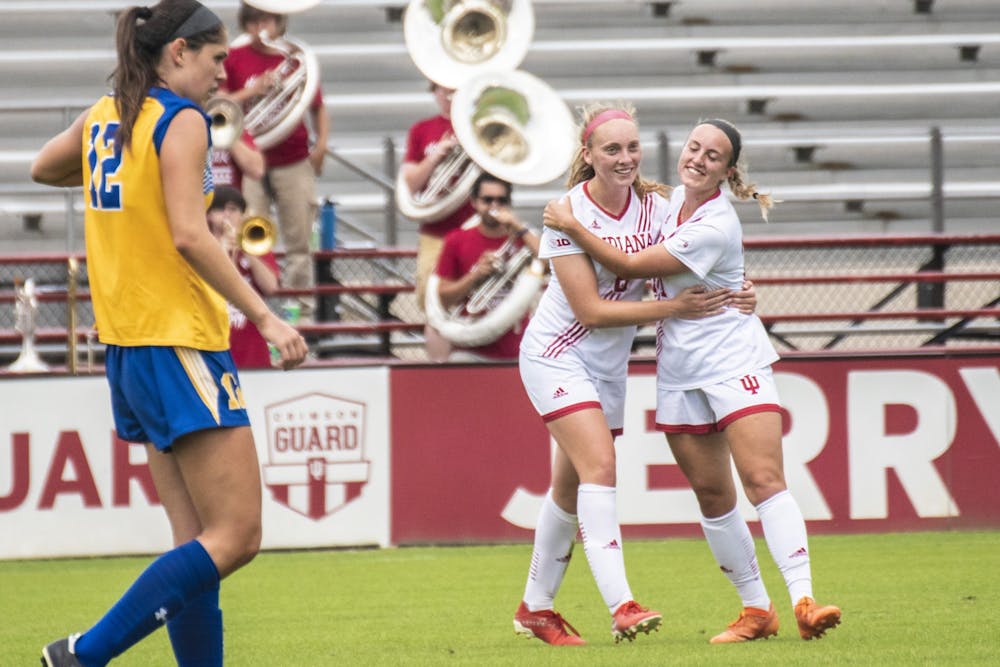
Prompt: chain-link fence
<box><xmin>745</xmin><ymin>236</ymin><xmax>999</xmax><ymax>352</ymax></box>
<box><xmin>2</xmin><ymin>234</ymin><xmax>997</xmax><ymax>368</ymax></box>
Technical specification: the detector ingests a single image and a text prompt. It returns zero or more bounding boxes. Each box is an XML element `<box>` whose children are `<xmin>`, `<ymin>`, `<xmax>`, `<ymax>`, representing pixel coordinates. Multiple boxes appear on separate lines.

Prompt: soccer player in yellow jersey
<box><xmin>31</xmin><ymin>2</ymin><xmax>307</xmax><ymax>665</ymax></box>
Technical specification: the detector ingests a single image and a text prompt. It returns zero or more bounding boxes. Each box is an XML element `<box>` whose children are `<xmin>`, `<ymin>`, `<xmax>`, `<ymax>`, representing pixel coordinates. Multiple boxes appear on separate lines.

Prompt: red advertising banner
<box><xmin>389</xmin><ymin>353</ymin><xmax>1000</xmax><ymax>544</ymax></box>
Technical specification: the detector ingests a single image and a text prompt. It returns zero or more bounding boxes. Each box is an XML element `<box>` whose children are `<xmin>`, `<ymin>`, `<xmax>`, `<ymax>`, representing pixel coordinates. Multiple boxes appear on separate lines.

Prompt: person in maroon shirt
<box><xmin>429</xmin><ymin>173</ymin><xmax>540</xmax><ymax>361</ymax></box>
<box><xmin>223</xmin><ymin>2</ymin><xmax>327</xmax><ymax>322</ymax></box>
<box><xmin>400</xmin><ymin>81</ymin><xmax>477</xmax><ymax>313</ymax></box>
<box><xmin>207</xmin><ymin>186</ymin><xmax>282</xmax><ymax>369</ymax></box>
<box><xmin>209</xmin><ymin>126</ymin><xmax>263</xmax><ymax>193</ymax></box>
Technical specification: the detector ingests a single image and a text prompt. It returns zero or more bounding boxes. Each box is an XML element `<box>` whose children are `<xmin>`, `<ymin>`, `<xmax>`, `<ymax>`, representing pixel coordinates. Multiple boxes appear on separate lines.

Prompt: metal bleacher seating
<box><xmin>0</xmin><ymin>0</ymin><xmax>997</xmax><ymax>364</ymax></box>
<box><xmin>0</xmin><ymin>0</ymin><xmax>998</xmax><ymax>254</ymax></box>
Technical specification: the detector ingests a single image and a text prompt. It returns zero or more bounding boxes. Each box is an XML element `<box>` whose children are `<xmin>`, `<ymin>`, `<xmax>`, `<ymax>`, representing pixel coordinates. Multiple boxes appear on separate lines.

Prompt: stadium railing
<box><xmin>1</xmin><ymin>233</ymin><xmax>997</xmax><ymax>372</ymax></box>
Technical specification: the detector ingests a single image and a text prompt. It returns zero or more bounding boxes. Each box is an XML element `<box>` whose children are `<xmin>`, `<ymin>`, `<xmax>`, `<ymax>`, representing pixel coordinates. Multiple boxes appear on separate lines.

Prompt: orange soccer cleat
<box><xmin>794</xmin><ymin>596</ymin><xmax>842</xmax><ymax>640</ymax></box>
<box><xmin>709</xmin><ymin>603</ymin><xmax>779</xmax><ymax>643</ymax></box>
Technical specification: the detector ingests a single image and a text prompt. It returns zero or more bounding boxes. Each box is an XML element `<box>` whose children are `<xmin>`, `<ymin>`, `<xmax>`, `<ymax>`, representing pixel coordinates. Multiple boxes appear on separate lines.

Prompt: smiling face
<box><xmin>583</xmin><ymin>118</ymin><xmax>641</xmax><ymax>192</ymax></box>
<box><xmin>677</xmin><ymin>123</ymin><xmax>735</xmax><ymax>196</ymax></box>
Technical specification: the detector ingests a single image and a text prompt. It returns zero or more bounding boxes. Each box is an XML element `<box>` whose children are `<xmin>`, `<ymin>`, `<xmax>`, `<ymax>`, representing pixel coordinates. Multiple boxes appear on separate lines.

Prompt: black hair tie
<box><xmin>137</xmin><ymin>6</ymin><xmax>153</xmax><ymax>20</ymax></box>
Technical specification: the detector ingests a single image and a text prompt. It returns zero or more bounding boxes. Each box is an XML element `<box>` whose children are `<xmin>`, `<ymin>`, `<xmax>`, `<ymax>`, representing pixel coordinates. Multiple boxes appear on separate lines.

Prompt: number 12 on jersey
<box><xmin>87</xmin><ymin>121</ymin><xmax>123</xmax><ymax>210</ymax></box>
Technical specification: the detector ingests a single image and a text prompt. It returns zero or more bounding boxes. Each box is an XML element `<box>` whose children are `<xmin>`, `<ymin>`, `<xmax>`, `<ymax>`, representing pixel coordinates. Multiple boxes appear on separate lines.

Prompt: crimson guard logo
<box><xmin>261</xmin><ymin>392</ymin><xmax>370</xmax><ymax>520</ymax></box>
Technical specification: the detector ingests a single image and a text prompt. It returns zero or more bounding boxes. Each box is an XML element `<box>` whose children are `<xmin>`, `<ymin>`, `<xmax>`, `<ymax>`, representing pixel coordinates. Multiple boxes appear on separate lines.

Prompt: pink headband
<box><xmin>582</xmin><ymin>110</ymin><xmax>634</xmax><ymax>143</ymax></box>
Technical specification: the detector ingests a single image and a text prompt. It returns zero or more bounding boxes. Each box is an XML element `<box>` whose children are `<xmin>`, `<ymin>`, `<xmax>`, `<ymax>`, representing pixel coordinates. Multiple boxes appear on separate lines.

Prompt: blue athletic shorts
<box><xmin>104</xmin><ymin>345</ymin><xmax>251</xmax><ymax>451</ymax></box>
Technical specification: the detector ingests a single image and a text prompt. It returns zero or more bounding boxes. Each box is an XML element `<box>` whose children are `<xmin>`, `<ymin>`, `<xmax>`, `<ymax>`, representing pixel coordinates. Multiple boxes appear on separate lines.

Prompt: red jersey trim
<box><xmin>583</xmin><ymin>181</ymin><xmax>631</xmax><ymax>220</ymax></box>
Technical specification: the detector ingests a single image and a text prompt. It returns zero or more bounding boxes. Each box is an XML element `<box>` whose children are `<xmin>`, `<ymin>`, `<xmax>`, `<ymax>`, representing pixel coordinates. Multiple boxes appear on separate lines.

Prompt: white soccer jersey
<box><xmin>653</xmin><ymin>185</ymin><xmax>778</xmax><ymax>390</ymax></box>
<box><xmin>521</xmin><ymin>182</ymin><xmax>667</xmax><ymax>380</ymax></box>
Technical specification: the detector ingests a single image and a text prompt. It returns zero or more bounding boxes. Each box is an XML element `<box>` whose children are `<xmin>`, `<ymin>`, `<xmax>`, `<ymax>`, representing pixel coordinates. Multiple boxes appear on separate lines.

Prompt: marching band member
<box><xmin>31</xmin><ymin>2</ymin><xmax>306</xmax><ymax>664</ymax></box>
<box><xmin>543</xmin><ymin>118</ymin><xmax>842</xmax><ymax>643</ymax></box>
<box><xmin>207</xmin><ymin>186</ymin><xmax>281</xmax><ymax>369</ymax></box>
<box><xmin>514</xmin><ymin>102</ymin><xmax>739</xmax><ymax>645</ymax></box>
<box><xmin>428</xmin><ymin>172</ymin><xmax>539</xmax><ymax>361</ymax></box>
<box><xmin>401</xmin><ymin>80</ymin><xmax>478</xmax><ymax>320</ymax></box>
<box><xmin>224</xmin><ymin>1</ymin><xmax>328</xmax><ymax>323</ymax></box>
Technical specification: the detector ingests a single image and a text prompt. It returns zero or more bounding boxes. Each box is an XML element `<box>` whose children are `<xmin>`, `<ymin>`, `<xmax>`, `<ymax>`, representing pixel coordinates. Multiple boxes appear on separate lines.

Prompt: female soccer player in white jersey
<box><xmin>513</xmin><ymin>103</ymin><xmax>740</xmax><ymax>646</ymax></box>
<box><xmin>542</xmin><ymin>118</ymin><xmax>841</xmax><ymax>644</ymax></box>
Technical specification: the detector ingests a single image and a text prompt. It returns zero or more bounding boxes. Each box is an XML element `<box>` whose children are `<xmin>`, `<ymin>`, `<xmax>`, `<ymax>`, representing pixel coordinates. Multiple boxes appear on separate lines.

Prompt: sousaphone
<box><xmin>424</xmin><ymin>69</ymin><xmax>576</xmax><ymax>347</ymax></box>
<box><xmin>229</xmin><ymin>0</ymin><xmax>320</xmax><ymax>151</ymax></box>
<box><xmin>403</xmin><ymin>0</ymin><xmax>534</xmax><ymax>89</ymax></box>
<box><xmin>396</xmin><ymin>0</ymin><xmax>534</xmax><ymax>223</ymax></box>
<box><xmin>244</xmin><ymin>0</ymin><xmax>321</xmax><ymax>11</ymax></box>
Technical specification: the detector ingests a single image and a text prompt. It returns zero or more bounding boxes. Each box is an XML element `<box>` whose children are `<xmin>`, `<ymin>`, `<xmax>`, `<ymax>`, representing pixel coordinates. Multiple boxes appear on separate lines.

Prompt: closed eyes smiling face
<box><xmin>678</xmin><ymin>124</ymin><xmax>733</xmax><ymax>193</ymax></box>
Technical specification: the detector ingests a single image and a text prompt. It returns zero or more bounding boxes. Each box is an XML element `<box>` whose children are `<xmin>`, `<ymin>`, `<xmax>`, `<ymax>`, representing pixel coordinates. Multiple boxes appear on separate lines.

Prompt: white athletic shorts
<box><xmin>519</xmin><ymin>352</ymin><xmax>627</xmax><ymax>436</ymax></box>
<box><xmin>655</xmin><ymin>366</ymin><xmax>782</xmax><ymax>434</ymax></box>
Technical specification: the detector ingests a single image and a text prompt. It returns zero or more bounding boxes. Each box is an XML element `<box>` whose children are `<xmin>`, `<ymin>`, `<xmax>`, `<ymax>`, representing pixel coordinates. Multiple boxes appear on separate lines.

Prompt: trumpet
<box><xmin>235</xmin><ymin>215</ymin><xmax>277</xmax><ymax>256</ymax></box>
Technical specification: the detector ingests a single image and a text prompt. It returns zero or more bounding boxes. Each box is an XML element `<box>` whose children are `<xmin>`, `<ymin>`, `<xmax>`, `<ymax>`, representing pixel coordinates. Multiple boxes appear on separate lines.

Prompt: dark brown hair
<box><xmin>110</xmin><ymin>1</ymin><xmax>224</xmax><ymax>151</ymax></box>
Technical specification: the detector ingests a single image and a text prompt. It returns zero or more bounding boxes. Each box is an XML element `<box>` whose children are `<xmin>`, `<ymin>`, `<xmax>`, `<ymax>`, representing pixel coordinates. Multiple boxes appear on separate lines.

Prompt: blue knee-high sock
<box><xmin>73</xmin><ymin>540</ymin><xmax>220</xmax><ymax>667</ymax></box>
<box><xmin>166</xmin><ymin>585</ymin><xmax>223</xmax><ymax>667</ymax></box>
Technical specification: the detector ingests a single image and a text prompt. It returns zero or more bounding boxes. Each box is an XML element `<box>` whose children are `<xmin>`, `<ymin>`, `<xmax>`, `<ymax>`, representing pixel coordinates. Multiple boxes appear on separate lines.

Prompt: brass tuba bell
<box><xmin>396</xmin><ymin>1</ymin><xmax>535</xmax><ymax>224</ymax></box>
<box><xmin>451</xmin><ymin>68</ymin><xmax>576</xmax><ymax>186</ymax></box>
<box><xmin>235</xmin><ymin>215</ymin><xmax>277</xmax><ymax>256</ymax></box>
<box><xmin>205</xmin><ymin>97</ymin><xmax>244</xmax><ymax>150</ymax></box>
<box><xmin>403</xmin><ymin>0</ymin><xmax>534</xmax><ymax>89</ymax></box>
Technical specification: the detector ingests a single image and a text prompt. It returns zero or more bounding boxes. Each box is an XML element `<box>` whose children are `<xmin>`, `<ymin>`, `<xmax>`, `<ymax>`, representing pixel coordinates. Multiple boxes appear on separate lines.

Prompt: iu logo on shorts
<box><xmin>740</xmin><ymin>374</ymin><xmax>761</xmax><ymax>395</ymax></box>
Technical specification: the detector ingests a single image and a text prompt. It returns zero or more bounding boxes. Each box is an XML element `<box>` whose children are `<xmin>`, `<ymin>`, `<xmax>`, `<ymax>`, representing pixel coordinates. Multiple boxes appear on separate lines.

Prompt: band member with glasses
<box><xmin>514</xmin><ymin>102</ymin><xmax>750</xmax><ymax>646</ymax></box>
<box><xmin>401</xmin><ymin>81</ymin><xmax>478</xmax><ymax>315</ymax></box>
<box><xmin>426</xmin><ymin>172</ymin><xmax>540</xmax><ymax>361</ymax></box>
<box><xmin>543</xmin><ymin>118</ymin><xmax>841</xmax><ymax>644</ymax></box>
<box><xmin>30</xmin><ymin>2</ymin><xmax>307</xmax><ymax>664</ymax></box>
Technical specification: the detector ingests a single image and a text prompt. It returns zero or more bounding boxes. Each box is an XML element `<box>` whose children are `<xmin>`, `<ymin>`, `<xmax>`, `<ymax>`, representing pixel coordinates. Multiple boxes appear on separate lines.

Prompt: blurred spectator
<box><xmin>208</xmin><ymin>186</ymin><xmax>281</xmax><ymax>369</ymax></box>
<box><xmin>223</xmin><ymin>2</ymin><xmax>328</xmax><ymax>322</ymax></box>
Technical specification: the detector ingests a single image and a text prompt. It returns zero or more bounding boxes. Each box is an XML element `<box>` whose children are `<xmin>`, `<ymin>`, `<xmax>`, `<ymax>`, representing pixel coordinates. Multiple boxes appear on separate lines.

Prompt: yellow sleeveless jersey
<box><xmin>83</xmin><ymin>88</ymin><xmax>229</xmax><ymax>349</ymax></box>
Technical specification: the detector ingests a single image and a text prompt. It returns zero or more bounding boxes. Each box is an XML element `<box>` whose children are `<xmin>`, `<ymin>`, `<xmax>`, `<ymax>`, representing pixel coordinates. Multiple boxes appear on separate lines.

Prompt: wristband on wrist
<box><xmin>514</xmin><ymin>227</ymin><xmax>530</xmax><ymax>239</ymax></box>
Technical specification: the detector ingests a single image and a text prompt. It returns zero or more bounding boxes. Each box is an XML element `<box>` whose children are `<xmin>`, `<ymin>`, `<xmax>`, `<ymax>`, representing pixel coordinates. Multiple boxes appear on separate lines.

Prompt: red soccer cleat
<box><xmin>513</xmin><ymin>601</ymin><xmax>586</xmax><ymax>646</ymax></box>
<box><xmin>611</xmin><ymin>600</ymin><xmax>663</xmax><ymax>643</ymax></box>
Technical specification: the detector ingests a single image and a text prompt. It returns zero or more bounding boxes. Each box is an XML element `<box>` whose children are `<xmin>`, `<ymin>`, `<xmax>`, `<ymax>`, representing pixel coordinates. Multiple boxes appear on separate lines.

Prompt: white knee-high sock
<box><xmin>577</xmin><ymin>483</ymin><xmax>632</xmax><ymax>614</ymax></box>
<box><xmin>522</xmin><ymin>490</ymin><xmax>579</xmax><ymax>611</ymax></box>
<box><xmin>757</xmin><ymin>489</ymin><xmax>813</xmax><ymax>604</ymax></box>
<box><xmin>700</xmin><ymin>507</ymin><xmax>770</xmax><ymax>610</ymax></box>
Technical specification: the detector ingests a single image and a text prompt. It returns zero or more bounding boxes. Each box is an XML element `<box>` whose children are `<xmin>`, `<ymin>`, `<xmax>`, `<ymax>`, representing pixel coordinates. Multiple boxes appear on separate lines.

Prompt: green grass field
<box><xmin>2</xmin><ymin>531</ymin><xmax>997</xmax><ymax>666</ymax></box>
